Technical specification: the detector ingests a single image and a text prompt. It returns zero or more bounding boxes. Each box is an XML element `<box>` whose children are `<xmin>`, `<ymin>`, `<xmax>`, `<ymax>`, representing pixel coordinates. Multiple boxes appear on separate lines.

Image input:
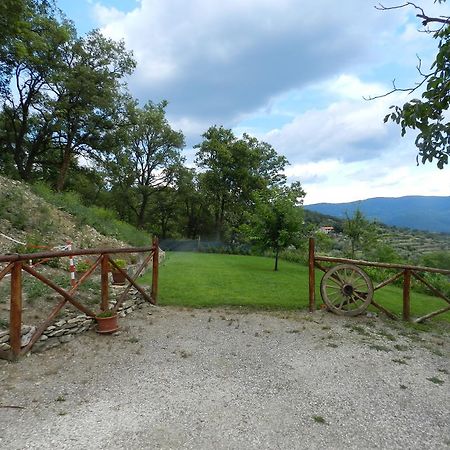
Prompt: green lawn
<box><xmin>141</xmin><ymin>251</ymin><xmax>450</xmax><ymax>322</ymax></box>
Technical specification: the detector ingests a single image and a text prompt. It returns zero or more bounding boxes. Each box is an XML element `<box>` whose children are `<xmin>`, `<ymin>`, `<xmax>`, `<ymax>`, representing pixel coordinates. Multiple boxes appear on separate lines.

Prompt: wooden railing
<box><xmin>0</xmin><ymin>238</ymin><xmax>159</xmax><ymax>360</ymax></box>
<box><xmin>308</xmin><ymin>238</ymin><xmax>450</xmax><ymax>322</ymax></box>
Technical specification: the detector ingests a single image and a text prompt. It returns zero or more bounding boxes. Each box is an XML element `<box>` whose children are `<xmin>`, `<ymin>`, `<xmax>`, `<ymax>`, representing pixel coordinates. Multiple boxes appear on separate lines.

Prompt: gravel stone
<box><xmin>0</xmin><ymin>307</ymin><xmax>448</xmax><ymax>450</ymax></box>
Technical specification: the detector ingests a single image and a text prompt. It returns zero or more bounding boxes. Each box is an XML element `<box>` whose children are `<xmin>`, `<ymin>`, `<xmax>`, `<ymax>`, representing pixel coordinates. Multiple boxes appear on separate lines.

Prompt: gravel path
<box><xmin>0</xmin><ymin>306</ymin><xmax>449</xmax><ymax>449</ymax></box>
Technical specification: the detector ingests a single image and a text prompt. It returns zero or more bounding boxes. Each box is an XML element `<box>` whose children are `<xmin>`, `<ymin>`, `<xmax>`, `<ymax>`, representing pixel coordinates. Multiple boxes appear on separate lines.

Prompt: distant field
<box><xmin>141</xmin><ymin>252</ymin><xmax>450</xmax><ymax>323</ymax></box>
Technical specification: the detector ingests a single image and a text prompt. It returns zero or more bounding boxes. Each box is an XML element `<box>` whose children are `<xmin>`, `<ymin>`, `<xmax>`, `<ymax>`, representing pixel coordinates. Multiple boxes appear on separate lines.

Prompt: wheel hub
<box><xmin>342</xmin><ymin>284</ymin><xmax>354</xmax><ymax>296</ymax></box>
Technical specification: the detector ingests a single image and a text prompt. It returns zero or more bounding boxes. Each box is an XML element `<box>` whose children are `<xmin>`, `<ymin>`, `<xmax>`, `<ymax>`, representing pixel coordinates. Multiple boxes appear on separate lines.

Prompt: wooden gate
<box><xmin>0</xmin><ymin>238</ymin><xmax>159</xmax><ymax>360</ymax></box>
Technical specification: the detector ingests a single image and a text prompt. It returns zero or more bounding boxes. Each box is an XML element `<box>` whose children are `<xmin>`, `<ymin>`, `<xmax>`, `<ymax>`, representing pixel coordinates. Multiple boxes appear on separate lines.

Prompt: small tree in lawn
<box><xmin>244</xmin><ymin>182</ymin><xmax>305</xmax><ymax>271</ymax></box>
<box><xmin>343</xmin><ymin>209</ymin><xmax>377</xmax><ymax>259</ymax></box>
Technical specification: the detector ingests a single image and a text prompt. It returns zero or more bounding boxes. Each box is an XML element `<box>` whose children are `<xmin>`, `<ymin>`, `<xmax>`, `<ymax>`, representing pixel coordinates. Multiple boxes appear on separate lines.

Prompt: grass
<box><xmin>31</xmin><ymin>182</ymin><xmax>149</xmax><ymax>247</ymax></box>
<box><xmin>142</xmin><ymin>252</ymin><xmax>450</xmax><ymax>323</ymax></box>
<box><xmin>147</xmin><ymin>252</ymin><xmax>311</xmax><ymax>310</ymax></box>
<box><xmin>312</xmin><ymin>415</ymin><xmax>327</xmax><ymax>424</ymax></box>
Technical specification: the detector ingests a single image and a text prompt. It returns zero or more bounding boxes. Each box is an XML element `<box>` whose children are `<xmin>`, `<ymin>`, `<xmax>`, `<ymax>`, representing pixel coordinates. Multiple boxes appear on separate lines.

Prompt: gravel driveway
<box><xmin>0</xmin><ymin>305</ymin><xmax>449</xmax><ymax>449</ymax></box>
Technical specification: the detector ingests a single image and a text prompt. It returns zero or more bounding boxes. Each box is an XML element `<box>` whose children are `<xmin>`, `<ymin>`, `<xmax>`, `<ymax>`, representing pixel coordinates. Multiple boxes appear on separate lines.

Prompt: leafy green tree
<box><xmin>378</xmin><ymin>1</ymin><xmax>450</xmax><ymax>168</ymax></box>
<box><xmin>0</xmin><ymin>2</ymin><xmax>135</xmax><ymax>189</ymax></box>
<box><xmin>421</xmin><ymin>250</ymin><xmax>450</xmax><ymax>269</ymax></box>
<box><xmin>195</xmin><ymin>126</ymin><xmax>288</xmax><ymax>241</ymax></box>
<box><xmin>0</xmin><ymin>0</ymin><xmax>33</xmax><ymax>93</ymax></box>
<box><xmin>243</xmin><ymin>182</ymin><xmax>306</xmax><ymax>271</ymax></box>
<box><xmin>0</xmin><ymin>4</ymin><xmax>74</xmax><ymax>181</ymax></box>
<box><xmin>49</xmin><ymin>30</ymin><xmax>136</xmax><ymax>191</ymax></box>
<box><xmin>175</xmin><ymin>167</ymin><xmax>214</xmax><ymax>239</ymax></box>
<box><xmin>343</xmin><ymin>209</ymin><xmax>378</xmax><ymax>259</ymax></box>
<box><xmin>108</xmin><ymin>100</ymin><xmax>185</xmax><ymax>229</ymax></box>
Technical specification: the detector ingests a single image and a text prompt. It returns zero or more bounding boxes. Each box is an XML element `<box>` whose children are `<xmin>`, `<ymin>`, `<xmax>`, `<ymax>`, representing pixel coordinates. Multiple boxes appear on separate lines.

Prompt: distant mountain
<box><xmin>304</xmin><ymin>196</ymin><xmax>450</xmax><ymax>234</ymax></box>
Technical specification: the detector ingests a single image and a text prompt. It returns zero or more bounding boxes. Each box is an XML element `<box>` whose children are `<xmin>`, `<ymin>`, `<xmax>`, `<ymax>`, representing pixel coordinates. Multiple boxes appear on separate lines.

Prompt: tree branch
<box><xmin>376</xmin><ymin>2</ymin><xmax>450</xmax><ymax>26</ymax></box>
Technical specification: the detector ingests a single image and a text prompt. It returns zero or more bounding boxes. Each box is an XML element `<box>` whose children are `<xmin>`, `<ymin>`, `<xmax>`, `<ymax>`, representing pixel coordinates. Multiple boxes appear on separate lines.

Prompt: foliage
<box><xmin>343</xmin><ymin>209</ymin><xmax>378</xmax><ymax>258</ymax></box>
<box><xmin>75</xmin><ymin>260</ymin><xmax>92</xmax><ymax>272</ymax></box>
<box><xmin>241</xmin><ymin>183</ymin><xmax>306</xmax><ymax>271</ymax></box>
<box><xmin>421</xmin><ymin>250</ymin><xmax>450</xmax><ymax>270</ymax></box>
<box><xmin>31</xmin><ymin>182</ymin><xmax>149</xmax><ymax>246</ymax></box>
<box><xmin>195</xmin><ymin>126</ymin><xmax>288</xmax><ymax>240</ymax></box>
<box><xmin>106</xmin><ymin>100</ymin><xmax>185</xmax><ymax>229</ymax></box>
<box><xmin>381</xmin><ymin>1</ymin><xmax>450</xmax><ymax>168</ymax></box>
<box><xmin>96</xmin><ymin>310</ymin><xmax>116</xmax><ymax>318</ymax></box>
<box><xmin>111</xmin><ymin>258</ymin><xmax>126</xmax><ymax>269</ymax></box>
<box><xmin>0</xmin><ymin>1</ymin><xmax>136</xmax><ymax>188</ymax></box>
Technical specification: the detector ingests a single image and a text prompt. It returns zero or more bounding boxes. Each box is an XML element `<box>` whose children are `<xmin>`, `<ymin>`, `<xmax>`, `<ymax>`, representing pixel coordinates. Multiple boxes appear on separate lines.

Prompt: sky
<box><xmin>58</xmin><ymin>0</ymin><xmax>450</xmax><ymax>205</ymax></box>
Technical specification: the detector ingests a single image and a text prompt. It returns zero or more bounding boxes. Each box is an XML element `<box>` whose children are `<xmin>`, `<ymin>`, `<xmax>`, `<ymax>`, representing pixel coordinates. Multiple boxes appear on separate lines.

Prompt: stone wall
<box><xmin>0</xmin><ymin>292</ymin><xmax>148</xmax><ymax>356</ymax></box>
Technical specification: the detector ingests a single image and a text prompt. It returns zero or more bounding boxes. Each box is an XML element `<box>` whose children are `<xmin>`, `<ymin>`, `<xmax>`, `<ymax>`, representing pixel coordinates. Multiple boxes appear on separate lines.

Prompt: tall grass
<box><xmin>32</xmin><ymin>182</ymin><xmax>149</xmax><ymax>247</ymax></box>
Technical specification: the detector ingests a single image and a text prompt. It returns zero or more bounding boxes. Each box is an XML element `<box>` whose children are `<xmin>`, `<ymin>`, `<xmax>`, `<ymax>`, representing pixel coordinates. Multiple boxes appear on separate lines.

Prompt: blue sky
<box><xmin>58</xmin><ymin>0</ymin><xmax>450</xmax><ymax>204</ymax></box>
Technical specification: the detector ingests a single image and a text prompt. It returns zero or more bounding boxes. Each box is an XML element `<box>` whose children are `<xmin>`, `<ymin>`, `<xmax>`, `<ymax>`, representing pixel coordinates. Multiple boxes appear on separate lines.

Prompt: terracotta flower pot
<box><xmin>111</xmin><ymin>270</ymin><xmax>126</xmax><ymax>286</ymax></box>
<box><xmin>96</xmin><ymin>314</ymin><xmax>119</xmax><ymax>334</ymax></box>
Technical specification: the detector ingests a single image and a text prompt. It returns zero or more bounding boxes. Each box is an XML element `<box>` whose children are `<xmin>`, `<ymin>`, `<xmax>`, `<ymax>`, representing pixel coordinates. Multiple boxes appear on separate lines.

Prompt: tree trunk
<box><xmin>137</xmin><ymin>191</ymin><xmax>150</xmax><ymax>229</ymax></box>
<box><xmin>56</xmin><ymin>146</ymin><xmax>72</xmax><ymax>192</ymax></box>
<box><xmin>274</xmin><ymin>247</ymin><xmax>279</xmax><ymax>271</ymax></box>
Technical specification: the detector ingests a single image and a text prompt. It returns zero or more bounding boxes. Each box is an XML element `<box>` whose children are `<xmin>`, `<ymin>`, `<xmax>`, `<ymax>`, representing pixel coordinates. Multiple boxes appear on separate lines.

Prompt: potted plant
<box><xmin>110</xmin><ymin>258</ymin><xmax>127</xmax><ymax>285</ymax></box>
<box><xmin>75</xmin><ymin>260</ymin><xmax>92</xmax><ymax>279</ymax></box>
<box><xmin>95</xmin><ymin>310</ymin><xmax>119</xmax><ymax>334</ymax></box>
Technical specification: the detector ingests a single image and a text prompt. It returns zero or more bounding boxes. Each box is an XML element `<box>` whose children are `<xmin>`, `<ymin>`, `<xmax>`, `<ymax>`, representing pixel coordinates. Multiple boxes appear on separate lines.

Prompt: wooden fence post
<box><xmin>403</xmin><ymin>269</ymin><xmax>411</xmax><ymax>321</ymax></box>
<box><xmin>101</xmin><ymin>254</ymin><xmax>109</xmax><ymax>311</ymax></box>
<box><xmin>10</xmin><ymin>262</ymin><xmax>22</xmax><ymax>358</ymax></box>
<box><xmin>151</xmin><ymin>237</ymin><xmax>159</xmax><ymax>304</ymax></box>
<box><xmin>308</xmin><ymin>237</ymin><xmax>315</xmax><ymax>312</ymax></box>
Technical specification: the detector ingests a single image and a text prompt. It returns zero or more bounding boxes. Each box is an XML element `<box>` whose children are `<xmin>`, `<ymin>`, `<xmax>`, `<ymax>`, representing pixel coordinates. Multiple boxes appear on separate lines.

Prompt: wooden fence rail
<box><xmin>0</xmin><ymin>238</ymin><xmax>159</xmax><ymax>360</ymax></box>
<box><xmin>308</xmin><ymin>238</ymin><xmax>450</xmax><ymax>322</ymax></box>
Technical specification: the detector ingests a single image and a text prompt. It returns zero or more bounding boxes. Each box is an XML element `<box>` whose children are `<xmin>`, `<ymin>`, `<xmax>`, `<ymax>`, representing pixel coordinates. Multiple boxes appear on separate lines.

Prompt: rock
<box><xmin>0</xmin><ymin>334</ymin><xmax>9</xmax><ymax>344</ymax></box>
<box><xmin>55</xmin><ymin>320</ymin><xmax>67</xmax><ymax>327</ymax></box>
<box><xmin>48</xmin><ymin>329</ymin><xmax>65</xmax><ymax>338</ymax></box>
<box><xmin>39</xmin><ymin>335</ymin><xmax>48</xmax><ymax>341</ymax></box>
<box><xmin>0</xmin><ymin>343</ymin><xmax>11</xmax><ymax>351</ymax></box>
<box><xmin>0</xmin><ymin>330</ymin><xmax>9</xmax><ymax>339</ymax></box>
<box><xmin>59</xmin><ymin>335</ymin><xmax>73</xmax><ymax>344</ymax></box>
<box><xmin>21</xmin><ymin>325</ymin><xmax>32</xmax><ymax>334</ymax></box>
<box><xmin>67</xmin><ymin>317</ymin><xmax>81</xmax><ymax>324</ymax></box>
<box><xmin>21</xmin><ymin>326</ymin><xmax>36</xmax><ymax>347</ymax></box>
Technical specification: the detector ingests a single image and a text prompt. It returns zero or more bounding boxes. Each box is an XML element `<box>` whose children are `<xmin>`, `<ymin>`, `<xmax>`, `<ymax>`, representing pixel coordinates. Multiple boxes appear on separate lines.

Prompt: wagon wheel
<box><xmin>320</xmin><ymin>264</ymin><xmax>373</xmax><ymax>316</ymax></box>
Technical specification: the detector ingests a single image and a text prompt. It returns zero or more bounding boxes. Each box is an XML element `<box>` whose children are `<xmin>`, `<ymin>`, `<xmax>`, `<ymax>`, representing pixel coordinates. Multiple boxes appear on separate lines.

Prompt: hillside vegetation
<box><xmin>0</xmin><ymin>175</ymin><xmax>149</xmax><ymax>253</ymax></box>
<box><xmin>304</xmin><ymin>209</ymin><xmax>450</xmax><ymax>264</ymax></box>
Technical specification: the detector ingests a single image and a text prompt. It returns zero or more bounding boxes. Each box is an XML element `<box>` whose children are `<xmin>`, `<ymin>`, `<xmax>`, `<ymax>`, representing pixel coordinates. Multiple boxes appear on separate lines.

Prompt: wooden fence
<box><xmin>0</xmin><ymin>238</ymin><xmax>159</xmax><ymax>360</ymax></box>
<box><xmin>308</xmin><ymin>238</ymin><xmax>450</xmax><ymax>322</ymax></box>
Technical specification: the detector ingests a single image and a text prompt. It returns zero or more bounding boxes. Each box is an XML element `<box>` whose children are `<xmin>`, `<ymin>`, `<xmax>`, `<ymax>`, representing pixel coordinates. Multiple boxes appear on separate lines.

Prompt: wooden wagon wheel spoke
<box><xmin>320</xmin><ymin>264</ymin><xmax>374</xmax><ymax>317</ymax></box>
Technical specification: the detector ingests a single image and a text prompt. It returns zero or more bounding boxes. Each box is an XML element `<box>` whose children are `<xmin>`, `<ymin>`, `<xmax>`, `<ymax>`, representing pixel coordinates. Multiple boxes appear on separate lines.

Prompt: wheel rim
<box><xmin>320</xmin><ymin>264</ymin><xmax>373</xmax><ymax>316</ymax></box>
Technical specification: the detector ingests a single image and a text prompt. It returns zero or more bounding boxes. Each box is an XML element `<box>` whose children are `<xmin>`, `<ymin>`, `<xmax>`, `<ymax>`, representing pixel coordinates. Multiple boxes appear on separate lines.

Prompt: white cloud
<box><xmin>326</xmin><ymin>74</ymin><xmax>387</xmax><ymax>100</ymax></box>
<box><xmin>86</xmin><ymin>0</ymin><xmax>450</xmax><ymax>202</ymax></box>
<box><xmin>93</xmin><ymin>0</ymin><xmax>404</xmax><ymax>122</ymax></box>
<box><xmin>264</xmin><ymin>95</ymin><xmax>404</xmax><ymax>163</ymax></box>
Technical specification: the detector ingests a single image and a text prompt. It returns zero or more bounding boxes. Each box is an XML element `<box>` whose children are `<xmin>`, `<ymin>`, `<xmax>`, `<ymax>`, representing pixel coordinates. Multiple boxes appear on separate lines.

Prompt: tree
<box><xmin>49</xmin><ymin>30</ymin><xmax>136</xmax><ymax>191</ymax></box>
<box><xmin>0</xmin><ymin>4</ymin><xmax>74</xmax><ymax>181</ymax></box>
<box><xmin>377</xmin><ymin>1</ymin><xmax>450</xmax><ymax>168</ymax></box>
<box><xmin>175</xmin><ymin>167</ymin><xmax>213</xmax><ymax>239</ymax></box>
<box><xmin>107</xmin><ymin>100</ymin><xmax>185</xmax><ymax>229</ymax></box>
<box><xmin>243</xmin><ymin>182</ymin><xmax>306</xmax><ymax>271</ymax></box>
<box><xmin>195</xmin><ymin>126</ymin><xmax>288</xmax><ymax>241</ymax></box>
<box><xmin>343</xmin><ymin>209</ymin><xmax>377</xmax><ymax>259</ymax></box>
<box><xmin>0</xmin><ymin>2</ymin><xmax>136</xmax><ymax>189</ymax></box>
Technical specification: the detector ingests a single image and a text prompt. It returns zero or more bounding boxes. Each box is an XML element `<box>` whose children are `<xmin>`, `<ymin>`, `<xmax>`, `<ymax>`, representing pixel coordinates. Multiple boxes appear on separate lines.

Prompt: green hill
<box><xmin>305</xmin><ymin>196</ymin><xmax>450</xmax><ymax>233</ymax></box>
